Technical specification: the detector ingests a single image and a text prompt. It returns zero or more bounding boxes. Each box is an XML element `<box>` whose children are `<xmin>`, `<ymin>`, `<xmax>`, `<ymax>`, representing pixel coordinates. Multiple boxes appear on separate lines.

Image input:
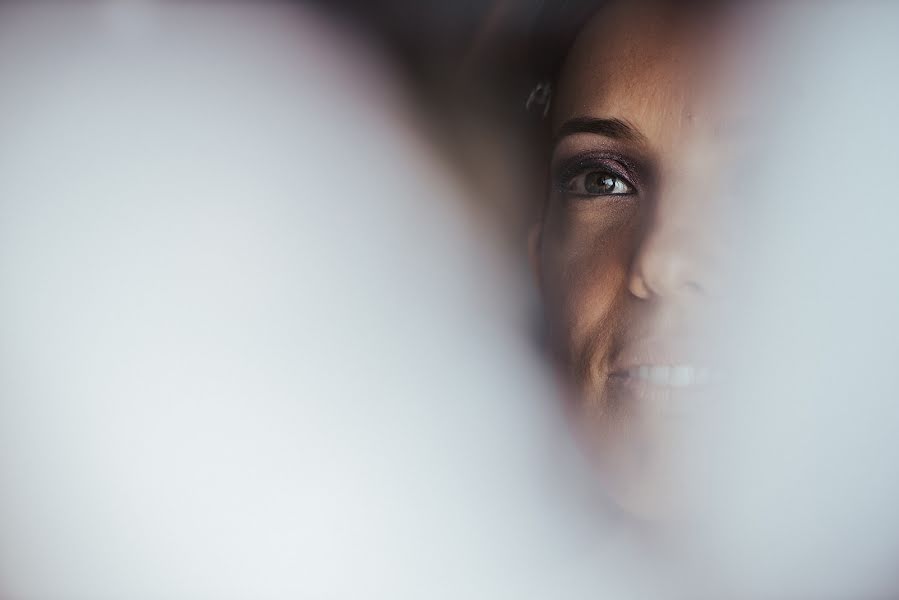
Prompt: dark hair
<box><xmin>522</xmin><ymin>1</ymin><xmax>603</xmax><ymax>121</ymax></box>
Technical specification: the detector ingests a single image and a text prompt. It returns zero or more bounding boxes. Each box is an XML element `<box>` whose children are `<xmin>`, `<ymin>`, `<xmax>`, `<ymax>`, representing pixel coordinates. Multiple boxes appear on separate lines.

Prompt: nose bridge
<box><xmin>629</xmin><ymin>176</ymin><xmax>714</xmax><ymax>300</ymax></box>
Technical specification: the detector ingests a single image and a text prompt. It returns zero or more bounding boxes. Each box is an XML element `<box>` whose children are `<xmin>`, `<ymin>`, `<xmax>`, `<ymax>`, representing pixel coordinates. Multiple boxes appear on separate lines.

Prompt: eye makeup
<box><xmin>552</xmin><ymin>150</ymin><xmax>645</xmax><ymax>199</ymax></box>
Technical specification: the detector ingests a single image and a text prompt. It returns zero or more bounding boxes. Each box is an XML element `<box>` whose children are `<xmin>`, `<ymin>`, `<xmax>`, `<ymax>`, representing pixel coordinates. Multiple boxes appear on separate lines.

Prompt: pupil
<box><xmin>586</xmin><ymin>172</ymin><xmax>615</xmax><ymax>193</ymax></box>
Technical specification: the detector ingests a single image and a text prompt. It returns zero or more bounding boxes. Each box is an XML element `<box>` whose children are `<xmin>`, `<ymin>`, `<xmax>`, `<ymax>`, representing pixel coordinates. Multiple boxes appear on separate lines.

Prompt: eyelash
<box><xmin>552</xmin><ymin>153</ymin><xmax>639</xmax><ymax>199</ymax></box>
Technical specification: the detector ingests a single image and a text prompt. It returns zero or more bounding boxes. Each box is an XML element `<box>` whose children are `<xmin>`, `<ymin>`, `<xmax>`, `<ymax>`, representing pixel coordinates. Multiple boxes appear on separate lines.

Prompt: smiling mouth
<box><xmin>610</xmin><ymin>365</ymin><xmax>712</xmax><ymax>388</ymax></box>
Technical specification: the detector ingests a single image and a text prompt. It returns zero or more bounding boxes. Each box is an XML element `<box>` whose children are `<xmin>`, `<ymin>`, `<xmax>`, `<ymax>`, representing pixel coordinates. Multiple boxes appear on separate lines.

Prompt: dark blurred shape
<box><xmin>305</xmin><ymin>0</ymin><xmax>604</xmax><ymax>249</ymax></box>
<box><xmin>314</xmin><ymin>0</ymin><xmax>601</xmax><ymax>109</ymax></box>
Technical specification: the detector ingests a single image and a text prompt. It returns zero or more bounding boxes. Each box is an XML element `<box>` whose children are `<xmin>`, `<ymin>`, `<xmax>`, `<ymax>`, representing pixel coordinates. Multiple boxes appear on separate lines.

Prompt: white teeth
<box><xmin>649</xmin><ymin>365</ymin><xmax>670</xmax><ymax>385</ymax></box>
<box><xmin>671</xmin><ymin>365</ymin><xmax>691</xmax><ymax>386</ymax></box>
<box><xmin>628</xmin><ymin>365</ymin><xmax>710</xmax><ymax>387</ymax></box>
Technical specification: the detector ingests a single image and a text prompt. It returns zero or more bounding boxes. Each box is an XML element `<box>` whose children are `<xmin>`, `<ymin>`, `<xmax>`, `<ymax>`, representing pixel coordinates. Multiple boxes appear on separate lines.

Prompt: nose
<box><xmin>628</xmin><ymin>214</ymin><xmax>714</xmax><ymax>301</ymax></box>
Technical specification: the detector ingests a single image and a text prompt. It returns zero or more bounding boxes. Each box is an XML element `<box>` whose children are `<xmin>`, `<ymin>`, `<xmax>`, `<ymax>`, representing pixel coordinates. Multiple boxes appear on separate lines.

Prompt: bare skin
<box><xmin>533</xmin><ymin>0</ymin><xmax>743</xmax><ymax>519</ymax></box>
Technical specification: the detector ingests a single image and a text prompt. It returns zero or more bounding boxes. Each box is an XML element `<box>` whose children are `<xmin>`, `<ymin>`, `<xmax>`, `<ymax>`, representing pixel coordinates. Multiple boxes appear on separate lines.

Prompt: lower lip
<box><xmin>605</xmin><ymin>366</ymin><xmax>713</xmax><ymax>414</ymax></box>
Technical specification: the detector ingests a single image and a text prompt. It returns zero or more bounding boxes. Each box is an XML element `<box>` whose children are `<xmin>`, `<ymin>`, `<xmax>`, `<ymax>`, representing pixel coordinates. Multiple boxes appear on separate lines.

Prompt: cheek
<box><xmin>541</xmin><ymin>205</ymin><xmax>640</xmax><ymax>367</ymax></box>
<box><xmin>560</xmin><ymin>255</ymin><xmax>629</xmax><ymax>355</ymax></box>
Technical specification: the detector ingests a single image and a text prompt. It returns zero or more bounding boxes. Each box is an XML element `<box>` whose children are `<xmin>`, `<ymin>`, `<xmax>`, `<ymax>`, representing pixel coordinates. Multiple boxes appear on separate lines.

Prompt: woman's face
<box><xmin>536</xmin><ymin>1</ymin><xmax>738</xmax><ymax>518</ymax></box>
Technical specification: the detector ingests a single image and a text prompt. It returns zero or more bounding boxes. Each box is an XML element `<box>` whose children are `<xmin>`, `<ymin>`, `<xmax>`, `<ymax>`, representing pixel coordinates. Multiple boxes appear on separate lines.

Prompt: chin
<box><xmin>603</xmin><ymin>459</ymin><xmax>681</xmax><ymax>523</ymax></box>
<box><xmin>580</xmin><ymin>382</ymin><xmax>693</xmax><ymax>524</ymax></box>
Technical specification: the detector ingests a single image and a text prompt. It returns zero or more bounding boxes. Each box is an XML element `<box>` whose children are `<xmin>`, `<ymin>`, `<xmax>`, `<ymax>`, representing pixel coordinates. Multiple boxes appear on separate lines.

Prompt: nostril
<box><xmin>682</xmin><ymin>280</ymin><xmax>703</xmax><ymax>294</ymax></box>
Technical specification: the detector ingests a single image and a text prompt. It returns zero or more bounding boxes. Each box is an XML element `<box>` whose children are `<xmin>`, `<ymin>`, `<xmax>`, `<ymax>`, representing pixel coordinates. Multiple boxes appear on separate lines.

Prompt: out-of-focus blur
<box><xmin>0</xmin><ymin>3</ymin><xmax>646</xmax><ymax>599</ymax></box>
<box><xmin>686</xmin><ymin>4</ymin><xmax>899</xmax><ymax>598</ymax></box>
<box><xmin>0</xmin><ymin>1</ymin><xmax>898</xmax><ymax>599</ymax></box>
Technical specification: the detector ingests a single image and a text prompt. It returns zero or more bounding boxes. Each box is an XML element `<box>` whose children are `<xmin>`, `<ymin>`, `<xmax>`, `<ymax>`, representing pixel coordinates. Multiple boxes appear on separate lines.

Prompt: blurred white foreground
<box><xmin>685</xmin><ymin>3</ymin><xmax>899</xmax><ymax>599</ymax></box>
<box><xmin>0</xmin><ymin>3</ymin><xmax>636</xmax><ymax>599</ymax></box>
<box><xmin>2</xmin><ymin>2</ymin><xmax>899</xmax><ymax>599</ymax></box>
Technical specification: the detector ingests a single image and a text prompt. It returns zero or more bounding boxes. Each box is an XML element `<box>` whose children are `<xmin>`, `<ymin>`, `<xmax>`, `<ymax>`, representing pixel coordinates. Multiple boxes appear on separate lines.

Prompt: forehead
<box><xmin>552</xmin><ymin>2</ymin><xmax>717</xmax><ymax>144</ymax></box>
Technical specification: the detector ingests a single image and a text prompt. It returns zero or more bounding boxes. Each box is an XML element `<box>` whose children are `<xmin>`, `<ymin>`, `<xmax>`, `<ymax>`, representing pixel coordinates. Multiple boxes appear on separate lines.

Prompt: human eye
<box><xmin>565</xmin><ymin>170</ymin><xmax>634</xmax><ymax>196</ymax></box>
<box><xmin>553</xmin><ymin>153</ymin><xmax>639</xmax><ymax>199</ymax></box>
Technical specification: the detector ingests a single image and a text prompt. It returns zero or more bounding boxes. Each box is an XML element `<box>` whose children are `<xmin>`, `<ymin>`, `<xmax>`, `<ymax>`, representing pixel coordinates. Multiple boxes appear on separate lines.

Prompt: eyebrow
<box><xmin>553</xmin><ymin>117</ymin><xmax>648</xmax><ymax>145</ymax></box>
